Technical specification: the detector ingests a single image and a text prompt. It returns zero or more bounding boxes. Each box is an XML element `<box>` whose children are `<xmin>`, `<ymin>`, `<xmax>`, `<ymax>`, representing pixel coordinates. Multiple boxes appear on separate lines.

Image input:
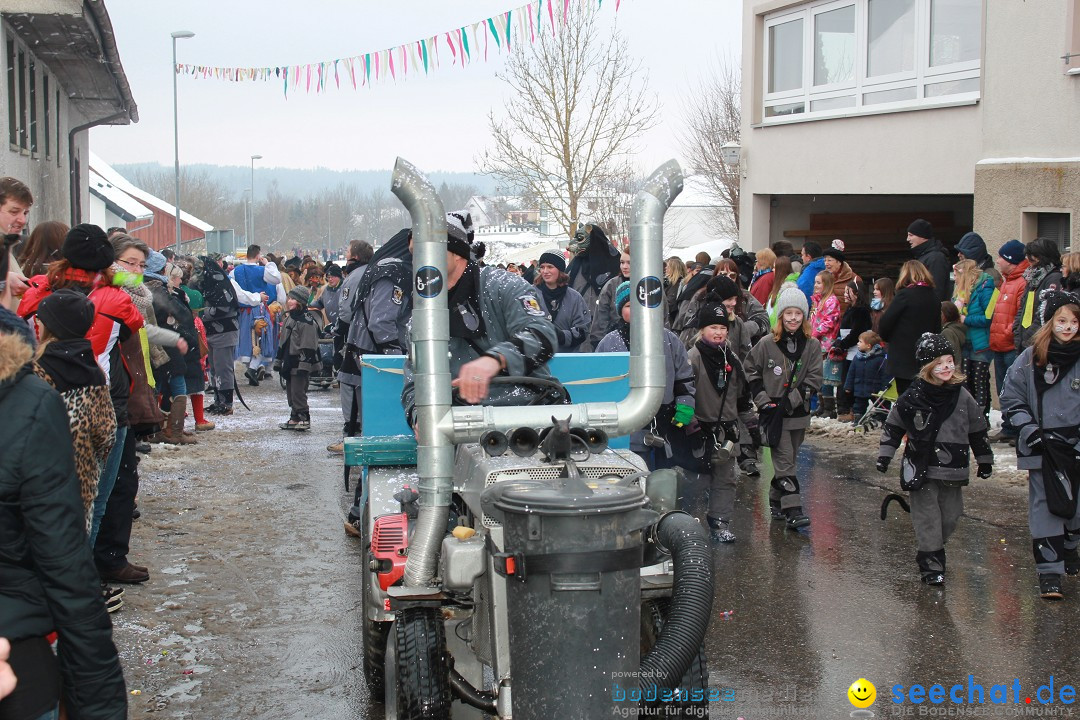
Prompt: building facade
<box><xmin>738</xmin><ymin>0</ymin><xmax>1079</xmax><ymax>271</ymax></box>
<box><xmin>1</xmin><ymin>0</ymin><xmax>136</xmax><ymax>225</ymax></box>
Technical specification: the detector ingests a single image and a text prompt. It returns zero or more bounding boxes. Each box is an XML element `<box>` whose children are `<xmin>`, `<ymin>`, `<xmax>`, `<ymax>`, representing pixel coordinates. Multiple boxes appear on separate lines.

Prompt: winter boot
<box><xmin>1064</xmin><ymin>547</ymin><xmax>1080</xmax><ymax>576</ymax></box>
<box><xmin>707</xmin><ymin>515</ymin><xmax>736</xmax><ymax>543</ymax></box>
<box><xmin>1039</xmin><ymin>574</ymin><xmax>1064</xmax><ymax>599</ymax></box>
<box><xmin>244</xmin><ymin>367</ymin><xmax>260</xmax><ymax>386</ymax></box>
<box><xmin>279</xmin><ymin>413</ymin><xmax>302</xmax><ymax>430</ymax></box>
<box><xmin>169</xmin><ymin>395</ymin><xmax>196</xmax><ymax>444</ymax></box>
<box><xmin>297</xmin><ymin>412</ymin><xmax>311</xmax><ymax>431</ymax></box>
<box><xmin>219</xmin><ymin>389</ymin><xmax>234</xmax><ymax>416</ymax></box>
<box><xmin>328</xmin><ymin>423</ymin><xmax>350</xmax><ymax>454</ymax></box>
<box><xmin>821</xmin><ymin>396</ymin><xmax>837</xmax><ymax>419</ymax></box>
<box><xmin>917</xmin><ymin>550</ymin><xmax>945</xmax><ymax>585</ymax></box>
<box><xmin>770</xmin><ymin>500</ymin><xmax>785</xmax><ymax>521</ymax></box>
<box><xmin>191</xmin><ymin>393</ymin><xmax>215</xmax><ymax>431</ymax></box>
<box><xmin>784</xmin><ymin>507</ymin><xmax>811</xmax><ymax>530</ymax></box>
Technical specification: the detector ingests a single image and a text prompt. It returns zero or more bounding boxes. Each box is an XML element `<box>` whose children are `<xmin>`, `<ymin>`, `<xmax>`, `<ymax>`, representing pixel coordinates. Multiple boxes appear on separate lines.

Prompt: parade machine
<box><xmin>344</xmin><ymin>157</ymin><xmax>713</xmax><ymax>719</ymax></box>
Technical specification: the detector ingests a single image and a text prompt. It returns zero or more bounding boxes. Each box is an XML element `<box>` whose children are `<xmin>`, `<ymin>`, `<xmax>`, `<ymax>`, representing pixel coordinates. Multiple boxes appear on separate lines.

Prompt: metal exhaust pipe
<box><xmin>391</xmin><ymin>157</ymin><xmax>453</xmax><ymax>588</ymax></box>
<box><xmin>436</xmin><ymin>159</ymin><xmax>684</xmax><ymax>442</ymax></box>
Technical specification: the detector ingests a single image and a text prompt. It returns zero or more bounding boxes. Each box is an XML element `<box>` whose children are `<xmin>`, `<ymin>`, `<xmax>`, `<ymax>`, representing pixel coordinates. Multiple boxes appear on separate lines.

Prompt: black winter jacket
<box><xmin>912</xmin><ymin>239</ymin><xmax>952</xmax><ymax>302</ymax></box>
<box><xmin>878</xmin><ymin>285</ymin><xmax>942</xmax><ymax>380</ymax></box>
<box><xmin>0</xmin><ymin>331</ymin><xmax>126</xmax><ymax>719</ymax></box>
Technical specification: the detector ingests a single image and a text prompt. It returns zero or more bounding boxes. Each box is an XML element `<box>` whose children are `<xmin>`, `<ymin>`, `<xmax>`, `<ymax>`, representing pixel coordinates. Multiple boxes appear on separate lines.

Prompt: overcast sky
<box><xmin>90</xmin><ymin>1</ymin><xmax>742</xmax><ymax>175</ymax></box>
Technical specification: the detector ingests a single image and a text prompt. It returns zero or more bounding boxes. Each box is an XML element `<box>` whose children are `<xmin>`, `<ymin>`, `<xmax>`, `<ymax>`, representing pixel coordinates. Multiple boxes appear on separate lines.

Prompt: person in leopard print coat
<box><xmin>31</xmin><ymin>289</ymin><xmax>116</xmax><ymax>532</ymax></box>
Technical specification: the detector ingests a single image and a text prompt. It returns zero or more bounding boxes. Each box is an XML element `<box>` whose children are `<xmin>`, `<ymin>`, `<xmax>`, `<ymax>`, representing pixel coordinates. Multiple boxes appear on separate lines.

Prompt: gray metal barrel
<box><xmin>482</xmin><ymin>473</ymin><xmax>656</xmax><ymax>719</ymax></box>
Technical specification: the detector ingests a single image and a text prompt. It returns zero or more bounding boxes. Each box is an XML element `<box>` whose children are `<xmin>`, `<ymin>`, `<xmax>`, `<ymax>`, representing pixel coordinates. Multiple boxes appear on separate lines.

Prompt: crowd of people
<box><xmin>1</xmin><ymin>166</ymin><xmax>1079</xmax><ymax>718</ymax></box>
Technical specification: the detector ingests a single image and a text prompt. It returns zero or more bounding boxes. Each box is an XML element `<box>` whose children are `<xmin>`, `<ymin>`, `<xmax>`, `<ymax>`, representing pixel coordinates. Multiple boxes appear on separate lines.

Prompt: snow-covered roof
<box><xmin>88</xmin><ymin>151</ymin><xmax>214</xmax><ymax>232</ymax></box>
<box><xmin>88</xmin><ymin>169</ymin><xmax>152</xmax><ymax>222</ymax></box>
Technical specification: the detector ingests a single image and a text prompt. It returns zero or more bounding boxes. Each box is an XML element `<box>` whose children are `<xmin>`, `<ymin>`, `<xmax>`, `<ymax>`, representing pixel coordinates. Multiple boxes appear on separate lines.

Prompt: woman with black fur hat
<box><xmin>999</xmin><ymin>290</ymin><xmax>1080</xmax><ymax>599</ymax></box>
<box><xmin>876</xmin><ymin>332</ymin><xmax>993</xmax><ymax>586</ymax></box>
<box><xmin>688</xmin><ymin>301</ymin><xmax>748</xmax><ymax>542</ymax></box>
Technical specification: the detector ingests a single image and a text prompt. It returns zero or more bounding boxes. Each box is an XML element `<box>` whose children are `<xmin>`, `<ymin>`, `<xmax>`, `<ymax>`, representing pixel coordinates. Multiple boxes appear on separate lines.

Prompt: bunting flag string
<box><xmin>174</xmin><ymin>0</ymin><xmax>624</xmax><ymax>97</ymax></box>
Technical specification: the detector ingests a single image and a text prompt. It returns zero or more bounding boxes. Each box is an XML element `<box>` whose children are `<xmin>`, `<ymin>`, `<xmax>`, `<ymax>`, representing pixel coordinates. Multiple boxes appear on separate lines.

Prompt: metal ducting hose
<box><xmin>640</xmin><ymin>512</ymin><xmax>713</xmax><ymax>691</ymax></box>
<box><xmin>391</xmin><ymin>157</ymin><xmax>453</xmax><ymax>588</ymax></box>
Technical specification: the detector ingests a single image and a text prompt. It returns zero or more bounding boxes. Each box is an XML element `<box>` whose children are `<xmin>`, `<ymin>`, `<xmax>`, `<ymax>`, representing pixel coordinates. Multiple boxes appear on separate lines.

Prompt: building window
<box><xmin>5</xmin><ymin>36</ymin><xmax>15</xmax><ymax>148</ymax></box>
<box><xmin>1036</xmin><ymin>212</ymin><xmax>1072</xmax><ymax>253</ymax></box>
<box><xmin>17</xmin><ymin>48</ymin><xmax>27</xmax><ymax>150</ymax></box>
<box><xmin>43</xmin><ymin>74</ymin><xmax>50</xmax><ymax>159</ymax></box>
<box><xmin>763</xmin><ymin>0</ymin><xmax>981</xmax><ymax>124</ymax></box>
<box><xmin>29</xmin><ymin>58</ymin><xmax>37</xmax><ymax>155</ymax></box>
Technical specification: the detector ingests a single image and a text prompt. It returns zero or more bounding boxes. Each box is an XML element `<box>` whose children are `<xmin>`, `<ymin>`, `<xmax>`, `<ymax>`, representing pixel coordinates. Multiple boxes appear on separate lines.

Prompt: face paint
<box><xmin>1052</xmin><ymin>312</ymin><xmax>1079</xmax><ymax>342</ymax></box>
<box><xmin>932</xmin><ymin>356</ymin><xmax>955</xmax><ymax>382</ymax></box>
<box><xmin>781</xmin><ymin>308</ymin><xmax>803</xmax><ymax>333</ymax></box>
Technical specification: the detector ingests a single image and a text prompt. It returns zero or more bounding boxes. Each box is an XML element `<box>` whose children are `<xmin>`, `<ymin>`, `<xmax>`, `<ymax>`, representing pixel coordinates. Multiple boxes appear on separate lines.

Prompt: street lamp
<box><xmin>327</xmin><ymin>203</ymin><xmax>333</xmax><ymax>260</ymax></box>
<box><xmin>249</xmin><ymin>154</ymin><xmax>262</xmax><ymax>243</ymax></box>
<box><xmin>171</xmin><ymin>30</ymin><xmax>195</xmax><ymax>255</ymax></box>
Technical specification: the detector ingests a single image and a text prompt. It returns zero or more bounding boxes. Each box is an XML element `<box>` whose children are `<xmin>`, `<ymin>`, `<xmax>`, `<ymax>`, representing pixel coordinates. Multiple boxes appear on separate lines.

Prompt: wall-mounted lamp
<box><xmin>721</xmin><ymin>141</ymin><xmax>746</xmax><ymax>179</ymax></box>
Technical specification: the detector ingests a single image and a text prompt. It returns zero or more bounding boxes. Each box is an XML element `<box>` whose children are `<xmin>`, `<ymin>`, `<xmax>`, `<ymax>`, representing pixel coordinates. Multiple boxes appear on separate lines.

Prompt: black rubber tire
<box><xmin>640</xmin><ymin>599</ymin><xmax>709</xmax><ymax>715</ymax></box>
<box><xmin>389</xmin><ymin>607</ymin><xmax>452</xmax><ymax>719</ymax></box>
<box><xmin>278</xmin><ymin>372</ymin><xmax>287</xmax><ymax>390</ymax></box>
<box><xmin>360</xmin><ymin>504</ymin><xmax>391</xmax><ymax>698</ymax></box>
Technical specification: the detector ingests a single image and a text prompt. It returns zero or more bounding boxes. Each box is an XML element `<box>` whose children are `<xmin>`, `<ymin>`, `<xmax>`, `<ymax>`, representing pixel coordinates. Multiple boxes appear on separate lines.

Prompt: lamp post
<box><xmin>171</xmin><ymin>30</ymin><xmax>195</xmax><ymax>255</ymax></box>
<box><xmin>249</xmin><ymin>154</ymin><xmax>262</xmax><ymax>243</ymax></box>
<box><xmin>327</xmin><ymin>203</ymin><xmax>333</xmax><ymax>261</ymax></box>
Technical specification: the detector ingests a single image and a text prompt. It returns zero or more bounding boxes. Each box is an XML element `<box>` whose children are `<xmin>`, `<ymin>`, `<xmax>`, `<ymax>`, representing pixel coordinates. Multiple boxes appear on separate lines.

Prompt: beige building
<box><xmin>738</xmin><ymin>0</ymin><xmax>1079</xmax><ymax>272</ymax></box>
<box><xmin>2</xmin><ymin>0</ymin><xmax>136</xmax><ymax>225</ymax></box>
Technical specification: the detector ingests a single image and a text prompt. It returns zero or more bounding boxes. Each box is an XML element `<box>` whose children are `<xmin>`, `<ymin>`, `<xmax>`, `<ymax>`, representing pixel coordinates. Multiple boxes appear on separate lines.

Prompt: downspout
<box><xmin>436</xmin><ymin>159</ymin><xmax>684</xmax><ymax>443</ymax></box>
<box><xmin>68</xmin><ymin>111</ymin><xmax>128</xmax><ymax>226</ymax></box>
<box><xmin>390</xmin><ymin>157</ymin><xmax>454</xmax><ymax>589</ymax></box>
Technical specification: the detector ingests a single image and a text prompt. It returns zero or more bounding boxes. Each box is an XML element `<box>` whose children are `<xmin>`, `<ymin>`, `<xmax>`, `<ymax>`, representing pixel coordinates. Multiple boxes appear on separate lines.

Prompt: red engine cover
<box><xmin>371</xmin><ymin>512</ymin><xmax>409</xmax><ymax>591</ymax></box>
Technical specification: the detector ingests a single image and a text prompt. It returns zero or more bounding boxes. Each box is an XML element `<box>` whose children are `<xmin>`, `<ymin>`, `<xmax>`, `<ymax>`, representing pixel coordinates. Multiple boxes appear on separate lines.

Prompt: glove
<box><xmin>976</xmin><ymin>463</ymin><xmax>993</xmax><ymax>479</ymax></box>
<box><xmin>672</xmin><ymin>403</ymin><xmax>694</xmax><ymax>428</ymax></box>
<box><xmin>1026</xmin><ymin>430</ymin><xmax>1043</xmax><ymax>452</ymax></box>
<box><xmin>875</xmin><ymin>457</ymin><xmax>890</xmax><ymax>473</ymax></box>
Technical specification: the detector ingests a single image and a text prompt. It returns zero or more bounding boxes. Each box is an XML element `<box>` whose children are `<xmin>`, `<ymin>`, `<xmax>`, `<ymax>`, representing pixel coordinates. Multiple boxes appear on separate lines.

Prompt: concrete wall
<box><xmin>974</xmin><ymin>162</ymin><xmax>1080</xmax><ymax>252</ymax></box>
<box><xmin>981</xmin><ymin>0</ymin><xmax>1080</xmax><ymax>159</ymax></box>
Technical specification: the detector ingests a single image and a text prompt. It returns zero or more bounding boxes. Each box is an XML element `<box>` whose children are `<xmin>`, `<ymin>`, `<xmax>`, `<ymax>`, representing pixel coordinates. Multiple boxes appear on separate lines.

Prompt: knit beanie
<box><xmin>907</xmin><ymin>219</ymin><xmax>934</xmax><ymax>240</ymax></box>
<box><xmin>61</xmin><ymin>224</ymin><xmax>114</xmax><ymax>271</ymax></box>
<box><xmin>446</xmin><ymin>211</ymin><xmax>475</xmax><ymax>259</ymax></box>
<box><xmin>325</xmin><ymin>263</ymin><xmax>343</xmax><ymax>279</ymax></box>
<box><xmin>697</xmin><ymin>302</ymin><xmax>729</xmax><ymax>329</ymax></box>
<box><xmin>1038</xmin><ymin>290</ymin><xmax>1080</xmax><ymax>325</ymax></box>
<box><xmin>998</xmin><ymin>239</ymin><xmax>1025</xmax><ymax>266</ymax></box>
<box><xmin>538</xmin><ymin>251</ymin><xmax>567</xmax><ymax>273</ymax></box>
<box><xmin>707</xmin><ymin>275</ymin><xmax>740</xmax><ymax>301</ymax></box>
<box><xmin>615</xmin><ymin>281</ymin><xmax>632</xmax><ymax>314</ymax></box>
<box><xmin>915</xmin><ymin>332</ymin><xmax>954</xmax><ymax>366</ymax></box>
<box><xmin>37</xmin><ymin>288</ymin><xmax>96</xmax><ymax>340</ymax></box>
<box><xmin>146</xmin><ymin>250</ymin><xmax>167</xmax><ymax>274</ymax></box>
<box><xmin>288</xmin><ymin>286</ymin><xmax>311</xmax><ymax>305</ymax></box>
<box><xmin>774</xmin><ymin>286</ymin><xmax>809</xmax><ymax>320</ymax></box>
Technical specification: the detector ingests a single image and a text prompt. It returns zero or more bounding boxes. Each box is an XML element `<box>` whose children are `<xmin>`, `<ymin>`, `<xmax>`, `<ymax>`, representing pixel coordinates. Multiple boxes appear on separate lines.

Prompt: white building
<box><xmin>738</xmin><ymin>0</ymin><xmax>1079</xmax><ymax>265</ymax></box>
<box><xmin>1</xmin><ymin>1</ymin><xmax>137</xmax><ymax>225</ymax></box>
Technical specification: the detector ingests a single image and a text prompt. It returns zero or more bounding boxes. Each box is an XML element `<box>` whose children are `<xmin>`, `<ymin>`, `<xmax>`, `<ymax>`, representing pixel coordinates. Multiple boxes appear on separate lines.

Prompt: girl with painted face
<box><xmin>999</xmin><ymin>291</ymin><xmax>1080</xmax><ymax>600</ymax></box>
<box><xmin>745</xmin><ymin>287</ymin><xmax>823</xmax><ymax>530</ymax></box>
<box><xmin>877</xmin><ymin>332</ymin><xmax>992</xmax><ymax>586</ymax></box>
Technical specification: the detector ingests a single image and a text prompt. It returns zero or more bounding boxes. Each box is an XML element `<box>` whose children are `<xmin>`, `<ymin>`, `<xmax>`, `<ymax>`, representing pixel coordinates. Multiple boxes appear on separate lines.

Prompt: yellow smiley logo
<box><xmin>848</xmin><ymin>678</ymin><xmax>876</xmax><ymax>709</ymax></box>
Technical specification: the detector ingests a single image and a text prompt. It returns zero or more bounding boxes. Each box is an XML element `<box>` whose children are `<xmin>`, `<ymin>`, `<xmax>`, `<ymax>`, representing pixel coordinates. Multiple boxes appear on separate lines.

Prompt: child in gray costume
<box><xmin>877</xmin><ymin>332</ymin><xmax>993</xmax><ymax>585</ymax></box>
<box><xmin>275</xmin><ymin>286</ymin><xmax>323</xmax><ymax>430</ymax></box>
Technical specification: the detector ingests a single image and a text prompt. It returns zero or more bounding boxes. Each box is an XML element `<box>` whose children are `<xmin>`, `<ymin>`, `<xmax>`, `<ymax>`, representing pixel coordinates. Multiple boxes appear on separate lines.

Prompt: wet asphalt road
<box><xmin>118</xmin><ymin>380</ymin><xmax>1078</xmax><ymax>718</ymax></box>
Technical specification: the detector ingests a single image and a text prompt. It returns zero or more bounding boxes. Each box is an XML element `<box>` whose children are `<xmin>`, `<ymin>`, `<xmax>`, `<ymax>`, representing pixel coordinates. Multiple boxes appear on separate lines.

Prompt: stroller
<box><xmin>279</xmin><ymin>325</ymin><xmax>337</xmax><ymax>391</ymax></box>
<box><xmin>853</xmin><ymin>379</ymin><xmax>898</xmax><ymax>433</ymax></box>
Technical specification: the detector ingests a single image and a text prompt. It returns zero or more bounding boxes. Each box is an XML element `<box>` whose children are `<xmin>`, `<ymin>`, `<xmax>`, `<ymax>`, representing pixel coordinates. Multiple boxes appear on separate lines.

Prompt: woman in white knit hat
<box><xmin>745</xmin><ymin>286</ymin><xmax>823</xmax><ymax>530</ymax></box>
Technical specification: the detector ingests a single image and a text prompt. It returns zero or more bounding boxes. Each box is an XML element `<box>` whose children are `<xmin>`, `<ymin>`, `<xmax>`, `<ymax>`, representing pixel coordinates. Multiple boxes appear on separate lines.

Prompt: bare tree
<box><xmin>130</xmin><ymin>167</ymin><xmax>239</xmax><ymax>230</ymax></box>
<box><xmin>479</xmin><ymin>2</ymin><xmax>658</xmax><ymax>240</ymax></box>
<box><xmin>679</xmin><ymin>57</ymin><xmax>741</xmax><ymax>235</ymax></box>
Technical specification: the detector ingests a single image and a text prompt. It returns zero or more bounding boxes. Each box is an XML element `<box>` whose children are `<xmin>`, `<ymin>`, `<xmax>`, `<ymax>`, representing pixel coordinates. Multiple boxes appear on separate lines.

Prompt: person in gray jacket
<box><xmin>877</xmin><ymin>332</ymin><xmax>993</xmax><ymax>586</ymax></box>
<box><xmin>401</xmin><ymin>216</ymin><xmax>559</xmax><ymax>428</ymax></box>
<box><xmin>999</xmin><ymin>291</ymin><xmax>1080</xmax><ymax>600</ymax></box>
<box><xmin>534</xmin><ymin>251</ymin><xmax>590</xmax><ymax>353</ymax></box>
<box><xmin>688</xmin><ymin>302</ymin><xmax>748</xmax><ymax>543</ymax></box>
<box><xmin>327</xmin><ymin>240</ymin><xmax>373</xmax><ymax>454</ymax></box>
<box><xmin>745</xmin><ymin>286</ymin><xmax>823</xmax><ymax>530</ymax></box>
<box><xmin>596</xmin><ymin>281</ymin><xmax>696</xmax><ymax>471</ymax></box>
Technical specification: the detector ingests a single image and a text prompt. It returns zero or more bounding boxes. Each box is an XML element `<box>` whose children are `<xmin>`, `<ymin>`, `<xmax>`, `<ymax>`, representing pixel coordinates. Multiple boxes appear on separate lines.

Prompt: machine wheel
<box><xmin>278</xmin><ymin>372</ymin><xmax>287</xmax><ymax>390</ymax></box>
<box><xmin>361</xmin><ymin>526</ymin><xmax>392</xmax><ymax>698</ymax></box>
<box><xmin>640</xmin><ymin>599</ymin><xmax>709</xmax><ymax>716</ymax></box>
<box><xmin>384</xmin><ymin>607</ymin><xmax>452</xmax><ymax>719</ymax></box>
